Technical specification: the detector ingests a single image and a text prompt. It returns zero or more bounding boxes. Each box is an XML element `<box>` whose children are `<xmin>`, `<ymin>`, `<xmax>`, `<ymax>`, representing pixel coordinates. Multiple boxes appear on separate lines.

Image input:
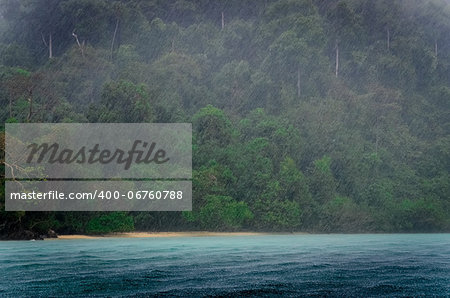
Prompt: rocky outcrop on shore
<box><xmin>0</xmin><ymin>229</ymin><xmax>58</xmax><ymax>240</ymax></box>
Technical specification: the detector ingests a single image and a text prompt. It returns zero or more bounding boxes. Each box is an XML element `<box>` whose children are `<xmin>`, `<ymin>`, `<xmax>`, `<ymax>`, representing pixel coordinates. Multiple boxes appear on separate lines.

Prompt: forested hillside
<box><xmin>0</xmin><ymin>0</ymin><xmax>449</xmax><ymax>238</ymax></box>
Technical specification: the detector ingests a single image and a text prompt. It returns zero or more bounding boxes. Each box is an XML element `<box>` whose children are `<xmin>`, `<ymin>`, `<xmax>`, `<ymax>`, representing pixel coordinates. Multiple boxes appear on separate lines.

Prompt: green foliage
<box><xmin>213</xmin><ymin>60</ymin><xmax>252</xmax><ymax>112</ymax></box>
<box><xmin>85</xmin><ymin>212</ymin><xmax>134</xmax><ymax>235</ymax></box>
<box><xmin>96</xmin><ymin>80</ymin><xmax>154</xmax><ymax>122</ymax></box>
<box><xmin>253</xmin><ymin>198</ymin><xmax>302</xmax><ymax>231</ymax></box>
<box><xmin>0</xmin><ymin>44</ymin><xmax>33</xmax><ymax>68</ymax></box>
<box><xmin>193</xmin><ymin>105</ymin><xmax>234</xmax><ymax>146</ymax></box>
<box><xmin>5</xmin><ymin>117</ymin><xmax>18</xmax><ymax>123</ymax></box>
<box><xmin>314</xmin><ymin>156</ymin><xmax>332</xmax><ymax>173</ymax></box>
<box><xmin>279</xmin><ymin>157</ymin><xmax>311</xmax><ymax>204</ymax></box>
<box><xmin>193</xmin><ymin>161</ymin><xmax>236</xmax><ymax>203</ymax></box>
<box><xmin>0</xmin><ymin>0</ymin><xmax>449</xmax><ymax>235</ymax></box>
<box><xmin>384</xmin><ymin>198</ymin><xmax>448</xmax><ymax>232</ymax></box>
<box><xmin>186</xmin><ymin>195</ymin><xmax>253</xmax><ymax>231</ymax></box>
<box><xmin>318</xmin><ymin>196</ymin><xmax>372</xmax><ymax>232</ymax></box>
<box><xmin>308</xmin><ymin>156</ymin><xmax>337</xmax><ymax>204</ymax></box>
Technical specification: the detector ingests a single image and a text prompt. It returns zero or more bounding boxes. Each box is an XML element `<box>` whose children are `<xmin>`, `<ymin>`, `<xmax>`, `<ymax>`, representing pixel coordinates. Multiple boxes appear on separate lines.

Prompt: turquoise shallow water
<box><xmin>0</xmin><ymin>234</ymin><xmax>449</xmax><ymax>297</ymax></box>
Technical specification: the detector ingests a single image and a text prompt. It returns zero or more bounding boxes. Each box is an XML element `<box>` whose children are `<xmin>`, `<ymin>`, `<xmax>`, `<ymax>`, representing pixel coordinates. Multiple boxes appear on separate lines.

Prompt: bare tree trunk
<box><xmin>110</xmin><ymin>18</ymin><xmax>119</xmax><ymax>59</ymax></box>
<box><xmin>335</xmin><ymin>40</ymin><xmax>339</xmax><ymax>78</ymax></box>
<box><xmin>27</xmin><ymin>89</ymin><xmax>33</xmax><ymax>122</ymax></box>
<box><xmin>72</xmin><ymin>32</ymin><xmax>85</xmax><ymax>58</ymax></box>
<box><xmin>435</xmin><ymin>39</ymin><xmax>438</xmax><ymax>58</ymax></box>
<box><xmin>9</xmin><ymin>97</ymin><xmax>12</xmax><ymax>118</ymax></box>
<box><xmin>387</xmin><ymin>28</ymin><xmax>390</xmax><ymax>50</ymax></box>
<box><xmin>375</xmin><ymin>116</ymin><xmax>379</xmax><ymax>154</ymax></box>
<box><xmin>49</xmin><ymin>33</ymin><xmax>52</xmax><ymax>58</ymax></box>
<box><xmin>297</xmin><ymin>66</ymin><xmax>301</xmax><ymax>98</ymax></box>
<box><xmin>41</xmin><ymin>33</ymin><xmax>47</xmax><ymax>48</ymax></box>
<box><xmin>41</xmin><ymin>33</ymin><xmax>52</xmax><ymax>59</ymax></box>
<box><xmin>221</xmin><ymin>11</ymin><xmax>225</xmax><ymax>29</ymax></box>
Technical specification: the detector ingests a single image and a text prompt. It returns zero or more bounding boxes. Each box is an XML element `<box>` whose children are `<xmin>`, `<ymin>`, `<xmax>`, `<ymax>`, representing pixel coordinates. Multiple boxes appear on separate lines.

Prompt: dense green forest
<box><xmin>0</xmin><ymin>0</ymin><xmax>449</xmax><ymax>238</ymax></box>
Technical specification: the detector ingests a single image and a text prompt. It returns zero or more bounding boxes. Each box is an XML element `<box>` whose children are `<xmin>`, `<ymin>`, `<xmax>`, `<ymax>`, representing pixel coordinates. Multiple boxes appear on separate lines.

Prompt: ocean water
<box><xmin>0</xmin><ymin>234</ymin><xmax>449</xmax><ymax>297</ymax></box>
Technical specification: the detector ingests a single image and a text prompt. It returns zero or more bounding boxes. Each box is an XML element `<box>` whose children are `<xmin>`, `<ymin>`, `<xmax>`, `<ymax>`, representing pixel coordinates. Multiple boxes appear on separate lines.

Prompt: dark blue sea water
<box><xmin>0</xmin><ymin>234</ymin><xmax>449</xmax><ymax>297</ymax></box>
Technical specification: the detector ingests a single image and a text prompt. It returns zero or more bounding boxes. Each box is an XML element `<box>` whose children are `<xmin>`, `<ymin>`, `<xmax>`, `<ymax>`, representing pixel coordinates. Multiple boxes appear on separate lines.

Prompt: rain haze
<box><xmin>0</xmin><ymin>0</ymin><xmax>449</xmax><ymax>296</ymax></box>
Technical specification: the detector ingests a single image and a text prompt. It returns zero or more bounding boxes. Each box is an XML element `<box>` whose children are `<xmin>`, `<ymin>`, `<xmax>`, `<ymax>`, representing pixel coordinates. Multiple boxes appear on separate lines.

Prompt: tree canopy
<box><xmin>0</xmin><ymin>0</ymin><xmax>449</xmax><ymax>238</ymax></box>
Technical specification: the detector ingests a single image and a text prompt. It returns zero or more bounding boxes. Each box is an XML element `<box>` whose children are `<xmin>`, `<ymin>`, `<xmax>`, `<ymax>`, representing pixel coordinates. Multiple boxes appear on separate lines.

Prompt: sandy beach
<box><xmin>55</xmin><ymin>231</ymin><xmax>307</xmax><ymax>239</ymax></box>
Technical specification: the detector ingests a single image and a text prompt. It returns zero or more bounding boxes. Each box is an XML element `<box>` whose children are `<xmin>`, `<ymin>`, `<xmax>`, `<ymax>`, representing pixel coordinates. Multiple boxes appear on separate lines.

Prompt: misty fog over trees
<box><xmin>0</xmin><ymin>0</ymin><xmax>449</xmax><ymax>238</ymax></box>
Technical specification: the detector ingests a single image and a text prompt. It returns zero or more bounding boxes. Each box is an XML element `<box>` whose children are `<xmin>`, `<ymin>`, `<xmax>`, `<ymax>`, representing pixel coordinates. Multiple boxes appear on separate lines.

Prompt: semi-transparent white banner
<box><xmin>5</xmin><ymin>123</ymin><xmax>192</xmax><ymax>179</ymax></box>
<box><xmin>6</xmin><ymin>180</ymin><xmax>192</xmax><ymax>211</ymax></box>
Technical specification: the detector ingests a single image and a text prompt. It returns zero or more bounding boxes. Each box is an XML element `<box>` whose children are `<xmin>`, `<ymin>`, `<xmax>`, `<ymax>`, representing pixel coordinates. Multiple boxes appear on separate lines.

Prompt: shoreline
<box><xmin>2</xmin><ymin>232</ymin><xmax>448</xmax><ymax>240</ymax></box>
<box><xmin>53</xmin><ymin>231</ymin><xmax>308</xmax><ymax>239</ymax></box>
